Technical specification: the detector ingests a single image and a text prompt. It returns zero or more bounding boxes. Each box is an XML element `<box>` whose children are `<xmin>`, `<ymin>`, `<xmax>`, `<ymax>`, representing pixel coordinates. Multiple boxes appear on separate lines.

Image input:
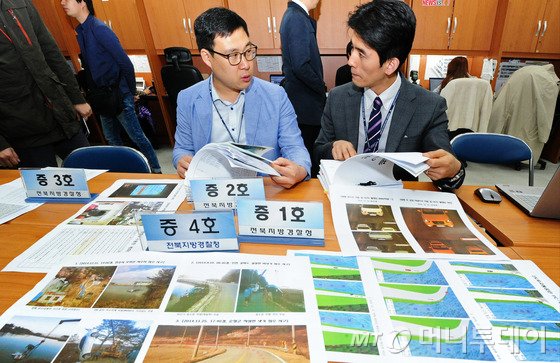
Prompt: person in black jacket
<box><xmin>0</xmin><ymin>0</ymin><xmax>91</xmax><ymax>168</ymax></box>
<box><xmin>280</xmin><ymin>0</ymin><xmax>326</xmax><ymax>176</ymax></box>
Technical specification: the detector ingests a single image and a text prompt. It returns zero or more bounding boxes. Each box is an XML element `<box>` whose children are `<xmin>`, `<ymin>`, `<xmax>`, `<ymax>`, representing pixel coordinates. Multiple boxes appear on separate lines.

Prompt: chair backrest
<box><xmin>62</xmin><ymin>146</ymin><xmax>151</xmax><ymax>173</ymax></box>
<box><xmin>451</xmin><ymin>133</ymin><xmax>534</xmax><ymax>185</ymax></box>
<box><xmin>161</xmin><ymin>47</ymin><xmax>203</xmax><ymax>109</ymax></box>
<box><xmin>440</xmin><ymin>78</ymin><xmax>493</xmax><ymax>133</ymax></box>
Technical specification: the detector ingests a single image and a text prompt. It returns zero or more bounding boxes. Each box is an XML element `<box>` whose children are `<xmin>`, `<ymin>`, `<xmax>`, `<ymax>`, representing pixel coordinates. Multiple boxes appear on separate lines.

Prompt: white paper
<box><xmin>256</xmin><ymin>56</ymin><xmax>283</xmax><ymax>73</ymax></box>
<box><xmin>0</xmin><ymin>169</ymin><xmax>107</xmax><ymax>225</ymax></box>
<box><xmin>3</xmin><ymin>179</ymin><xmax>185</xmax><ymax>273</ymax></box>
<box><xmin>289</xmin><ymin>250</ymin><xmax>560</xmax><ymax>363</ymax></box>
<box><xmin>0</xmin><ymin>252</ymin><xmax>326</xmax><ymax>363</ymax></box>
<box><xmin>330</xmin><ymin>186</ymin><xmax>506</xmax><ymax>260</ymax></box>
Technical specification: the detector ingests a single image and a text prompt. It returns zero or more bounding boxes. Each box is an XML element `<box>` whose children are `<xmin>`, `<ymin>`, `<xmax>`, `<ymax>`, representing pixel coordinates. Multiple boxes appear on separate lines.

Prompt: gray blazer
<box><xmin>314</xmin><ymin>78</ymin><xmax>460</xmax><ymax>184</ymax></box>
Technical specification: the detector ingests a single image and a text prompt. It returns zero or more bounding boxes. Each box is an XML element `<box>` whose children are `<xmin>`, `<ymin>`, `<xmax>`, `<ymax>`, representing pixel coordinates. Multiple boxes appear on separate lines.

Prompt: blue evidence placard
<box><xmin>20</xmin><ymin>168</ymin><xmax>90</xmax><ymax>199</ymax></box>
<box><xmin>236</xmin><ymin>199</ymin><xmax>324</xmax><ymax>246</ymax></box>
<box><xmin>190</xmin><ymin>178</ymin><xmax>265</xmax><ymax>210</ymax></box>
<box><xmin>141</xmin><ymin>211</ymin><xmax>238</xmax><ymax>252</ymax></box>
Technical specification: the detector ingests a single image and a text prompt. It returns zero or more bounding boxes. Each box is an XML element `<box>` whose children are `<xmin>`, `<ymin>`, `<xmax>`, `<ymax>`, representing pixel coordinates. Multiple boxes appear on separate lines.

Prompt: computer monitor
<box><xmin>270</xmin><ymin>74</ymin><xmax>285</xmax><ymax>86</ymax></box>
<box><xmin>429</xmin><ymin>77</ymin><xmax>444</xmax><ymax>91</ymax></box>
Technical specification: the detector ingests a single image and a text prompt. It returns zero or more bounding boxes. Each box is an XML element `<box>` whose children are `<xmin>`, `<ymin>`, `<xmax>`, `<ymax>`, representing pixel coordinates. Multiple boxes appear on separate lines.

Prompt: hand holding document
<box><xmin>185</xmin><ymin>142</ymin><xmax>281</xmax><ymax>181</ymax></box>
<box><xmin>318</xmin><ymin>152</ymin><xmax>429</xmax><ymax>193</ymax></box>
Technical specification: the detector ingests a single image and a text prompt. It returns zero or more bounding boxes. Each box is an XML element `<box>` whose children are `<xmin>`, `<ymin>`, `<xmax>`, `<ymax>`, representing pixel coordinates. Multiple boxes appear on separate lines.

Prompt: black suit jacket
<box><xmin>314</xmin><ymin>78</ymin><xmax>464</xmax><ymax>186</ymax></box>
<box><xmin>280</xmin><ymin>2</ymin><xmax>326</xmax><ymax>126</ymax></box>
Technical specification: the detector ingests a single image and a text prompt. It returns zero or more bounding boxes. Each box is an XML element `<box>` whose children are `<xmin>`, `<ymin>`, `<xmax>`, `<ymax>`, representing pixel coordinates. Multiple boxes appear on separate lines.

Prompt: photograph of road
<box><xmin>0</xmin><ymin>315</ymin><xmax>78</xmax><ymax>362</ymax></box>
<box><xmin>165</xmin><ymin>268</ymin><xmax>240</xmax><ymax>312</ymax></box>
<box><xmin>491</xmin><ymin>321</ymin><xmax>560</xmax><ymax>362</ymax></box>
<box><xmin>68</xmin><ymin>201</ymin><xmax>164</xmax><ymax>226</ymax></box>
<box><xmin>94</xmin><ymin>265</ymin><xmax>176</xmax><ymax>309</ymax></box>
<box><xmin>28</xmin><ymin>266</ymin><xmax>116</xmax><ymax>308</ymax></box>
<box><xmin>345</xmin><ymin>203</ymin><xmax>414</xmax><ymax>253</ymax></box>
<box><xmin>371</xmin><ymin>258</ymin><xmax>448</xmax><ymax>286</ymax></box>
<box><xmin>235</xmin><ymin>269</ymin><xmax>305</xmax><ymax>312</ymax></box>
<box><xmin>380</xmin><ymin>283</ymin><xmax>468</xmax><ymax>318</ymax></box>
<box><xmin>450</xmin><ymin>262</ymin><xmax>535</xmax><ymax>289</ymax></box>
<box><xmin>319</xmin><ymin>311</ymin><xmax>378</xmax><ymax>355</ymax></box>
<box><xmin>400</xmin><ymin>208</ymin><xmax>494</xmax><ymax>255</ymax></box>
<box><xmin>54</xmin><ymin>319</ymin><xmax>150</xmax><ymax>362</ymax></box>
<box><xmin>390</xmin><ymin>317</ymin><xmax>496</xmax><ymax>360</ymax></box>
<box><xmin>468</xmin><ymin>287</ymin><xmax>560</xmax><ymax>321</ymax></box>
<box><xmin>144</xmin><ymin>325</ymin><xmax>310</xmax><ymax>362</ymax></box>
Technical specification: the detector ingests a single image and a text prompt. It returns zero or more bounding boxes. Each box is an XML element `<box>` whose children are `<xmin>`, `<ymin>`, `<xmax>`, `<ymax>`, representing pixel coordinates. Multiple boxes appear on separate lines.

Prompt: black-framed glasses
<box><xmin>210</xmin><ymin>45</ymin><xmax>258</xmax><ymax>66</ymax></box>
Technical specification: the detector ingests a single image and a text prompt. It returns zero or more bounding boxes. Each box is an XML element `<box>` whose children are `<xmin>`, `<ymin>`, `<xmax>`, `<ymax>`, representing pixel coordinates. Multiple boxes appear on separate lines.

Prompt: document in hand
<box><xmin>186</xmin><ymin>142</ymin><xmax>281</xmax><ymax>181</ymax></box>
<box><xmin>318</xmin><ymin>152</ymin><xmax>429</xmax><ymax>193</ymax></box>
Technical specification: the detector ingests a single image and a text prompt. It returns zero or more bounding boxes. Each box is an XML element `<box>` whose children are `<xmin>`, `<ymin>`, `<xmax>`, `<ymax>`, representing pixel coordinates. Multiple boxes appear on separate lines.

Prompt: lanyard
<box><xmin>209</xmin><ymin>81</ymin><xmax>245</xmax><ymax>143</ymax></box>
<box><xmin>361</xmin><ymin>89</ymin><xmax>400</xmax><ymax>151</ymax></box>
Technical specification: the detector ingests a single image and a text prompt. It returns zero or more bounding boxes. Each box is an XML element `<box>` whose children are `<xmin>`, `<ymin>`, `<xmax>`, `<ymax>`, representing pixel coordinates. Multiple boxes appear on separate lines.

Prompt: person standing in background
<box><xmin>0</xmin><ymin>0</ymin><xmax>91</xmax><ymax>168</ymax></box>
<box><xmin>61</xmin><ymin>0</ymin><xmax>161</xmax><ymax>173</ymax></box>
<box><xmin>280</xmin><ymin>0</ymin><xmax>326</xmax><ymax>176</ymax></box>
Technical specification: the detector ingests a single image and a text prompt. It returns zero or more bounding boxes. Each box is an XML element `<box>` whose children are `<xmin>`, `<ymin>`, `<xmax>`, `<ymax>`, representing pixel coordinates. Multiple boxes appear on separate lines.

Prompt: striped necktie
<box><xmin>364</xmin><ymin>96</ymin><xmax>383</xmax><ymax>153</ymax></box>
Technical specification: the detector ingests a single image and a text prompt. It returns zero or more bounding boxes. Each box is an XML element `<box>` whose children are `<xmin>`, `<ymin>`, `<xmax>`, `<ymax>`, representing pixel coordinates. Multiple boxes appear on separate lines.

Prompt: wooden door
<box><xmin>501</xmin><ymin>0</ymin><xmax>547</xmax><ymax>53</ymax></box>
<box><xmin>32</xmin><ymin>0</ymin><xmax>68</xmax><ymax>53</ymax></box>
<box><xmin>411</xmin><ymin>0</ymin><xmax>454</xmax><ymax>50</ymax></box>
<box><xmin>269</xmin><ymin>0</ymin><xmax>286</xmax><ymax>49</ymax></box>
<box><xmin>315</xmin><ymin>0</ymin><xmax>359</xmax><ymax>51</ymax></box>
<box><xmin>228</xmin><ymin>0</ymin><xmax>274</xmax><ymax>49</ymax></box>
<box><xmin>537</xmin><ymin>0</ymin><xmax>560</xmax><ymax>54</ymax></box>
<box><xmin>450</xmin><ymin>0</ymin><xmax>498</xmax><ymax>50</ymax></box>
<box><xmin>144</xmin><ymin>0</ymin><xmax>191</xmax><ymax>51</ymax></box>
<box><xmin>100</xmin><ymin>0</ymin><xmax>145</xmax><ymax>51</ymax></box>
<box><xmin>183</xmin><ymin>0</ymin><xmax>225</xmax><ymax>49</ymax></box>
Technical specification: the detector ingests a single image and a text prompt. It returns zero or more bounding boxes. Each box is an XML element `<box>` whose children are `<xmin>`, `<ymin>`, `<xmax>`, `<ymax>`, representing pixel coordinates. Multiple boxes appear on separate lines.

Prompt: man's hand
<box><xmin>74</xmin><ymin>103</ymin><xmax>93</xmax><ymax>119</ymax></box>
<box><xmin>176</xmin><ymin>155</ymin><xmax>193</xmax><ymax>178</ymax></box>
<box><xmin>0</xmin><ymin>147</ymin><xmax>20</xmax><ymax>168</ymax></box>
<box><xmin>423</xmin><ymin>149</ymin><xmax>462</xmax><ymax>181</ymax></box>
<box><xmin>332</xmin><ymin>140</ymin><xmax>357</xmax><ymax>160</ymax></box>
<box><xmin>270</xmin><ymin>157</ymin><xmax>308</xmax><ymax>189</ymax></box>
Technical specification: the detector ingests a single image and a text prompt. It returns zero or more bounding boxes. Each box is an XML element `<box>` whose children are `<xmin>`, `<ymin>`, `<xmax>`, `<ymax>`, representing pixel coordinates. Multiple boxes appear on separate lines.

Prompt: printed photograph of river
<box><xmin>0</xmin><ymin>315</ymin><xmax>79</xmax><ymax>362</ymax></box>
<box><xmin>94</xmin><ymin>265</ymin><xmax>176</xmax><ymax>309</ymax></box>
<box><xmin>165</xmin><ymin>268</ymin><xmax>240</xmax><ymax>312</ymax></box>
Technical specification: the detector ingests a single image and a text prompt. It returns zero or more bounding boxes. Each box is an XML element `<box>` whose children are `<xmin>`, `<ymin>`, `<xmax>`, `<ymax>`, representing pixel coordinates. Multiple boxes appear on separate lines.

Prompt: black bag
<box><xmin>86</xmin><ymin>85</ymin><xmax>123</xmax><ymax>117</ymax></box>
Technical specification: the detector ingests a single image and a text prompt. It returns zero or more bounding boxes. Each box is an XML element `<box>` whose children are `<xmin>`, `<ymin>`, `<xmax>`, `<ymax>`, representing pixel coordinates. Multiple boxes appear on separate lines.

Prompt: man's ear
<box><xmin>200</xmin><ymin>49</ymin><xmax>213</xmax><ymax>70</ymax></box>
<box><xmin>384</xmin><ymin>57</ymin><xmax>401</xmax><ymax>76</ymax></box>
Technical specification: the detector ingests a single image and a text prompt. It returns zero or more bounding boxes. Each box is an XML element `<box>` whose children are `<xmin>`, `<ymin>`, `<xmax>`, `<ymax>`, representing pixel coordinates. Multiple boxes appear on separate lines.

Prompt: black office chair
<box><xmin>161</xmin><ymin>47</ymin><xmax>203</xmax><ymax>110</ymax></box>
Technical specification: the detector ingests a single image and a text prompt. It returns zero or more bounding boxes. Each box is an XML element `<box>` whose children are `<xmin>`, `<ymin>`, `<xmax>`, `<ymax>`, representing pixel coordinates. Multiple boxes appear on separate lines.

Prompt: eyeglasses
<box><xmin>210</xmin><ymin>45</ymin><xmax>258</xmax><ymax>66</ymax></box>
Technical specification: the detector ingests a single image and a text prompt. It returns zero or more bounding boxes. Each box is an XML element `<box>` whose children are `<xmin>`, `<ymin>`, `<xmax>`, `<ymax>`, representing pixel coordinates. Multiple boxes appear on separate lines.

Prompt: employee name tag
<box><xmin>20</xmin><ymin>168</ymin><xmax>91</xmax><ymax>199</ymax></box>
<box><xmin>190</xmin><ymin>178</ymin><xmax>265</xmax><ymax>210</ymax></box>
<box><xmin>140</xmin><ymin>211</ymin><xmax>238</xmax><ymax>252</ymax></box>
<box><xmin>237</xmin><ymin>200</ymin><xmax>324</xmax><ymax>245</ymax></box>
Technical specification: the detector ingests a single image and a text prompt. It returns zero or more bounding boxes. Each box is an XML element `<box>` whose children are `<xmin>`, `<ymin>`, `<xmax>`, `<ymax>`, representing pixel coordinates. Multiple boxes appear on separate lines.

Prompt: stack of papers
<box><xmin>186</xmin><ymin>142</ymin><xmax>280</xmax><ymax>181</ymax></box>
<box><xmin>318</xmin><ymin>152</ymin><xmax>429</xmax><ymax>194</ymax></box>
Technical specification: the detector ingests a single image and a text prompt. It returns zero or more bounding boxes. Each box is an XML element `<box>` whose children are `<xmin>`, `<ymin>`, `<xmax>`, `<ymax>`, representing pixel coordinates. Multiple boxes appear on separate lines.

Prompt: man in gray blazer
<box><xmin>314</xmin><ymin>0</ymin><xmax>464</xmax><ymax>191</ymax></box>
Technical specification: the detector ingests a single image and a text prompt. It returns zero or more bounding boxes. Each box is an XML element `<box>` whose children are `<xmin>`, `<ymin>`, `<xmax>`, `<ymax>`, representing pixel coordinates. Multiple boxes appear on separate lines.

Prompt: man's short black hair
<box><xmin>77</xmin><ymin>0</ymin><xmax>95</xmax><ymax>17</ymax></box>
<box><xmin>348</xmin><ymin>0</ymin><xmax>415</xmax><ymax>67</ymax></box>
<box><xmin>194</xmin><ymin>7</ymin><xmax>249</xmax><ymax>52</ymax></box>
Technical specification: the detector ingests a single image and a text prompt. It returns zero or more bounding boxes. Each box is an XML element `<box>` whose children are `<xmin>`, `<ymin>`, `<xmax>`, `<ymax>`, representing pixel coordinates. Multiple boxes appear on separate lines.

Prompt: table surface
<box><xmin>0</xmin><ymin>171</ymin><xmax>558</xmax><ymax>315</ymax></box>
<box><xmin>454</xmin><ymin>185</ymin><xmax>560</xmax><ymax>247</ymax></box>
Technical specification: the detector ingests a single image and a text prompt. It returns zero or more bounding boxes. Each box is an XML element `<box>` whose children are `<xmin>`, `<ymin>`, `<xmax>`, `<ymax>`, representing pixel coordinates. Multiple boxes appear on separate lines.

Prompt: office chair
<box><xmin>440</xmin><ymin>78</ymin><xmax>493</xmax><ymax>133</ymax></box>
<box><xmin>451</xmin><ymin>133</ymin><xmax>534</xmax><ymax>186</ymax></box>
<box><xmin>161</xmin><ymin>47</ymin><xmax>203</xmax><ymax>110</ymax></box>
<box><xmin>62</xmin><ymin>146</ymin><xmax>151</xmax><ymax>173</ymax></box>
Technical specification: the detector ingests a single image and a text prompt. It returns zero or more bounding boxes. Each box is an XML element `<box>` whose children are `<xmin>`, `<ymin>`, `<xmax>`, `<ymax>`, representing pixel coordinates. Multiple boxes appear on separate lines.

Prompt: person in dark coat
<box><xmin>0</xmin><ymin>0</ymin><xmax>91</xmax><ymax>168</ymax></box>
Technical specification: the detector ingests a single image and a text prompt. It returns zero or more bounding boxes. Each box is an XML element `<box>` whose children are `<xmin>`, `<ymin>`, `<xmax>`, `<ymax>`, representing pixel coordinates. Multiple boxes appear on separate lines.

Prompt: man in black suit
<box><xmin>314</xmin><ymin>0</ymin><xmax>464</xmax><ymax>191</ymax></box>
<box><xmin>280</xmin><ymin>0</ymin><xmax>326</xmax><ymax>176</ymax></box>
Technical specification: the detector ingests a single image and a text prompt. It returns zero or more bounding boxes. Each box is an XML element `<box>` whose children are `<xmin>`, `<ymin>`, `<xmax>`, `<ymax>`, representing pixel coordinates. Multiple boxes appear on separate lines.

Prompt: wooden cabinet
<box><xmin>92</xmin><ymin>0</ymin><xmax>145</xmax><ymax>51</ymax></box>
<box><xmin>228</xmin><ymin>0</ymin><xmax>285</xmax><ymax>50</ymax></box>
<box><xmin>32</xmin><ymin>0</ymin><xmax>68</xmax><ymax>53</ymax></box>
<box><xmin>501</xmin><ymin>0</ymin><xmax>559</xmax><ymax>54</ymax></box>
<box><xmin>412</xmin><ymin>0</ymin><xmax>498</xmax><ymax>51</ymax></box>
<box><xmin>315</xmin><ymin>0</ymin><xmax>360</xmax><ymax>52</ymax></box>
<box><xmin>143</xmin><ymin>0</ymin><xmax>224</xmax><ymax>52</ymax></box>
